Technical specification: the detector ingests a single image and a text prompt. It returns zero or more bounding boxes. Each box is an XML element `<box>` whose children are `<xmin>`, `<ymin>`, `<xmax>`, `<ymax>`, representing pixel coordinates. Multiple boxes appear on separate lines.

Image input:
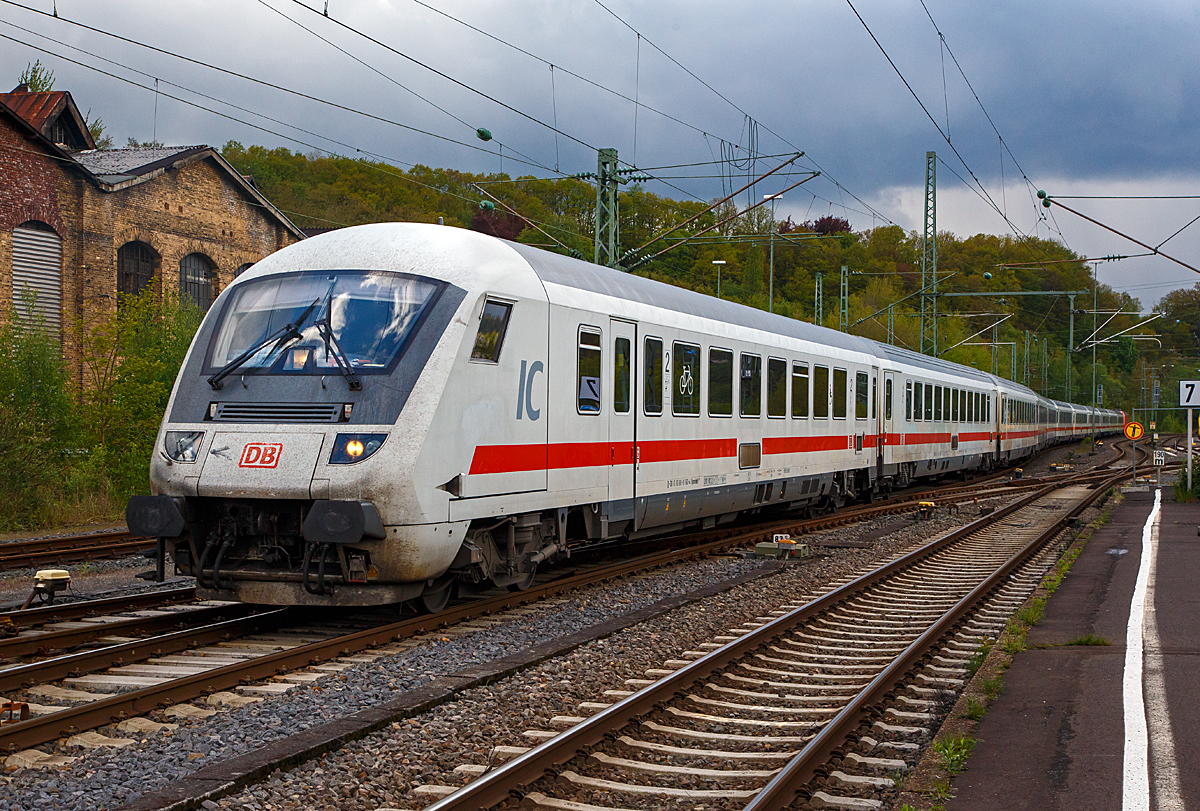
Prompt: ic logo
<box><xmin>239</xmin><ymin>442</ymin><xmax>282</xmax><ymax>469</ymax></box>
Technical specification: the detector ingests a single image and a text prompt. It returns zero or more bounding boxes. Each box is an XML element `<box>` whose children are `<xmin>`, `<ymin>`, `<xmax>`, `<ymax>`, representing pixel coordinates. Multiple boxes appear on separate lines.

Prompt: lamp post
<box><xmin>763</xmin><ymin>193</ymin><xmax>783</xmax><ymax>313</ymax></box>
<box><xmin>712</xmin><ymin>260</ymin><xmax>726</xmax><ymax>299</ymax></box>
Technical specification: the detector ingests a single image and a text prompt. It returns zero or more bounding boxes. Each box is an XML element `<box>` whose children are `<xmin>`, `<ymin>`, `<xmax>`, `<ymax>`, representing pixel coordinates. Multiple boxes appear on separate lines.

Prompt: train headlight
<box><xmin>164</xmin><ymin>431</ymin><xmax>205</xmax><ymax>463</ymax></box>
<box><xmin>329</xmin><ymin>433</ymin><xmax>387</xmax><ymax>464</ymax></box>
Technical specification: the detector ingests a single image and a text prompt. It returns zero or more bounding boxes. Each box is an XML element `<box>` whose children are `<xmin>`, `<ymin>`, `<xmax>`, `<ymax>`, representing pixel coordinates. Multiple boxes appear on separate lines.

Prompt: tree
<box><xmin>805</xmin><ymin>215</ymin><xmax>852</xmax><ymax>235</ymax></box>
<box><xmin>85</xmin><ymin>110</ymin><xmax>114</xmax><ymax>150</ymax></box>
<box><xmin>17</xmin><ymin>60</ymin><xmax>54</xmax><ymax>92</ymax></box>
<box><xmin>127</xmin><ymin>137</ymin><xmax>165</xmax><ymax>148</ymax></box>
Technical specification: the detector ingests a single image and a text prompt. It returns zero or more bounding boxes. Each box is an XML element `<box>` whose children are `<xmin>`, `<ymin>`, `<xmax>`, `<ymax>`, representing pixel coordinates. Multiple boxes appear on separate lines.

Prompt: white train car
<box><xmin>127</xmin><ymin>223</ymin><xmax>1122</xmax><ymax>609</ymax></box>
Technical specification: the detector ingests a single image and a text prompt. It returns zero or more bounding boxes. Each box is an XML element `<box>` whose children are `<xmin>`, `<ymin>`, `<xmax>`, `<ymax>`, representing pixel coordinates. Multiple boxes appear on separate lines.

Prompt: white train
<box><xmin>126</xmin><ymin>223</ymin><xmax>1125</xmax><ymax>609</ymax></box>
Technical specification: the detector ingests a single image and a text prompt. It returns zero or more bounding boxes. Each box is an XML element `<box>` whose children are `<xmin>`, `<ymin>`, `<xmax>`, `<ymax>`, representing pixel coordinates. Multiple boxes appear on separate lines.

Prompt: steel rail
<box><xmin>0</xmin><ymin>531</ymin><xmax>150</xmax><ymax>572</ymax></box>
<box><xmin>0</xmin><ymin>602</ymin><xmax>259</xmax><ymax>659</ymax></box>
<box><xmin>0</xmin><ymin>534</ymin><xmax>776</xmax><ymax>752</ymax></box>
<box><xmin>744</xmin><ymin>473</ymin><xmax>1121</xmax><ymax>810</ymax></box>
<box><xmin>421</xmin><ymin>475</ymin><xmax>1076</xmax><ymax>811</ymax></box>
<box><xmin>0</xmin><ymin>609</ymin><xmax>293</xmax><ymax>693</ymax></box>
<box><xmin>0</xmin><ymin>586</ymin><xmax>198</xmax><ymax>628</ymax></box>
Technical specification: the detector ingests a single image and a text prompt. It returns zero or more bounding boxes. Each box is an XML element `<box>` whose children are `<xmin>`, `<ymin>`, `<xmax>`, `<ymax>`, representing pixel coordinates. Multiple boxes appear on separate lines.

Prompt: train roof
<box><xmin>510</xmin><ymin>241</ymin><xmax>1014</xmax><ymax>389</ymax></box>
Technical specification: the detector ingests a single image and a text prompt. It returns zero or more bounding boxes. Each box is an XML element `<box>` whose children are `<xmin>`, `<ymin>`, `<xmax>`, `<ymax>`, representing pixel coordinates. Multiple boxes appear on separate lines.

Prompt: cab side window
<box><xmin>470</xmin><ymin>299</ymin><xmax>513</xmax><ymax>362</ymax></box>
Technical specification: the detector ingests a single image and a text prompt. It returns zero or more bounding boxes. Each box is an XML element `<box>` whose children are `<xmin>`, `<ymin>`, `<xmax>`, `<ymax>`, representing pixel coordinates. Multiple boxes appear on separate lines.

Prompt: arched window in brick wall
<box><xmin>234</xmin><ymin>262</ymin><xmax>254</xmax><ymax>279</ymax></box>
<box><xmin>180</xmin><ymin>253</ymin><xmax>216</xmax><ymax>311</ymax></box>
<box><xmin>12</xmin><ymin>220</ymin><xmax>62</xmax><ymax>334</ymax></box>
<box><xmin>117</xmin><ymin>241</ymin><xmax>157</xmax><ymax>296</ymax></box>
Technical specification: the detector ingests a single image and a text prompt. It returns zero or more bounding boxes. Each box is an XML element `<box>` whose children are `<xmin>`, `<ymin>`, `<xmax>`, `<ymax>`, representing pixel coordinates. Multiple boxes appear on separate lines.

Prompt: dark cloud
<box><xmin>3</xmin><ymin>0</ymin><xmax>1198</xmax><ymax>301</ymax></box>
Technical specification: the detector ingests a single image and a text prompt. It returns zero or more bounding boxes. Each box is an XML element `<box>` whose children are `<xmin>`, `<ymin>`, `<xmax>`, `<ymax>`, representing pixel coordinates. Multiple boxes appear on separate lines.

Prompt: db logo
<box><xmin>239</xmin><ymin>442</ymin><xmax>282</xmax><ymax>469</ymax></box>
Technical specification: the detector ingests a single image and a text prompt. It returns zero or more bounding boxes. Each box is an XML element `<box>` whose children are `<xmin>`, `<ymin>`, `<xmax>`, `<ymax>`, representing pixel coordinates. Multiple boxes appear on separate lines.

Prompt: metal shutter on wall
<box><xmin>12</xmin><ymin>225</ymin><xmax>63</xmax><ymax>333</ymax></box>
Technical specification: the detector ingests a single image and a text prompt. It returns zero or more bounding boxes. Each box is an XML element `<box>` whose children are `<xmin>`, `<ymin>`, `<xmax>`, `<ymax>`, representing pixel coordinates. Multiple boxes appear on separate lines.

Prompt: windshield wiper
<box><xmin>314</xmin><ymin>317</ymin><xmax>362</xmax><ymax>391</ymax></box>
<box><xmin>207</xmin><ymin>295</ymin><xmax>323</xmax><ymax>390</ymax></box>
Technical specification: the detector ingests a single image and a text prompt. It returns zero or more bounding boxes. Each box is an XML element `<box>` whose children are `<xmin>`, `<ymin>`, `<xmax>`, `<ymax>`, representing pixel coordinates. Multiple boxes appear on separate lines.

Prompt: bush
<box><xmin>0</xmin><ymin>299</ymin><xmax>80</xmax><ymax>528</ymax></box>
<box><xmin>0</xmin><ymin>290</ymin><xmax>201</xmax><ymax>530</ymax></box>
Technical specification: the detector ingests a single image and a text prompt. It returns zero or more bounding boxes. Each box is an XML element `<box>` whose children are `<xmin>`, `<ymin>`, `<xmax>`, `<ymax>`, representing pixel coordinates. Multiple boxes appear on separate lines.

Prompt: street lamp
<box><xmin>763</xmin><ymin>194</ymin><xmax>784</xmax><ymax>313</ymax></box>
<box><xmin>712</xmin><ymin>260</ymin><xmax>726</xmax><ymax>299</ymax></box>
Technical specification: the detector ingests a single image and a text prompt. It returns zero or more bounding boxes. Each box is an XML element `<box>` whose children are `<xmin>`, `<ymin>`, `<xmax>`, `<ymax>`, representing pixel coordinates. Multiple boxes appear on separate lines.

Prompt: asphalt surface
<box><xmin>948</xmin><ymin>488</ymin><xmax>1199</xmax><ymax>810</ymax></box>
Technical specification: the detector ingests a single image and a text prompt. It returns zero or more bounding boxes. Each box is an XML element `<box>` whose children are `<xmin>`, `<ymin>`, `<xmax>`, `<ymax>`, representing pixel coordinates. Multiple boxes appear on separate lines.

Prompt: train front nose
<box><xmin>196</xmin><ymin>432</ymin><xmax>324</xmax><ymax>499</ymax></box>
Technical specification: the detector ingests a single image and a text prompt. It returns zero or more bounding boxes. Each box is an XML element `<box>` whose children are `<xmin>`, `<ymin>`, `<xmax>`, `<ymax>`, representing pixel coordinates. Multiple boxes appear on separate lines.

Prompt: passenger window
<box><xmin>913</xmin><ymin>380</ymin><xmax>923</xmax><ymax>422</ymax></box>
<box><xmin>740</xmin><ymin>354</ymin><xmax>762</xmax><ymax>417</ymax></box>
<box><xmin>924</xmin><ymin>383</ymin><xmax>934</xmax><ymax>421</ymax></box>
<box><xmin>856</xmin><ymin>371</ymin><xmax>869</xmax><ymax>419</ymax></box>
<box><xmin>813</xmin><ymin>365</ymin><xmax>830</xmax><ymax>419</ymax></box>
<box><xmin>577</xmin><ymin>328</ymin><xmax>601</xmax><ymax>414</ymax></box>
<box><xmin>833</xmin><ymin>369</ymin><xmax>847</xmax><ymax>419</ymax></box>
<box><xmin>943</xmin><ymin>387</ymin><xmax>951</xmax><ymax>422</ymax></box>
<box><xmin>886</xmin><ymin>378</ymin><xmax>893</xmax><ymax>420</ymax></box>
<box><xmin>614</xmin><ymin>337</ymin><xmax>631</xmax><ymax>413</ymax></box>
<box><xmin>672</xmin><ymin>342</ymin><xmax>701</xmax><ymax>416</ymax></box>
<box><xmin>905</xmin><ymin>380</ymin><xmax>912</xmax><ymax>421</ymax></box>
<box><xmin>644</xmin><ymin>337</ymin><xmax>663</xmax><ymax>415</ymax></box>
<box><xmin>767</xmin><ymin>358</ymin><xmax>787</xmax><ymax>418</ymax></box>
<box><xmin>470</xmin><ymin>299</ymin><xmax>513</xmax><ymax>362</ymax></box>
<box><xmin>872</xmin><ymin>376</ymin><xmax>877</xmax><ymax>419</ymax></box>
<box><xmin>986</xmin><ymin>397</ymin><xmax>990</xmax><ymax>423</ymax></box>
<box><xmin>960</xmin><ymin>390</ymin><xmax>966</xmax><ymax>423</ymax></box>
<box><xmin>934</xmin><ymin>385</ymin><xmax>943</xmax><ymax>421</ymax></box>
<box><xmin>708</xmin><ymin>348</ymin><xmax>733</xmax><ymax>417</ymax></box>
<box><xmin>951</xmin><ymin>389</ymin><xmax>959</xmax><ymax>422</ymax></box>
<box><xmin>792</xmin><ymin>362</ymin><xmax>809</xmax><ymax>418</ymax></box>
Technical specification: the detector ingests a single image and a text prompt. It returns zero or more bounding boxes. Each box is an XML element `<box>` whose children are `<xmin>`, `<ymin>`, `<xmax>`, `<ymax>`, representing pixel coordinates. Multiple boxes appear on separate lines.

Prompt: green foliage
<box><xmin>76</xmin><ymin>290</ymin><xmax>203</xmax><ymax>501</ymax></box>
<box><xmin>84</xmin><ymin>109</ymin><xmax>114</xmax><ymax>150</ymax></box>
<box><xmin>1066</xmin><ymin>633</ymin><xmax>1111</xmax><ymax>646</ymax></box>
<box><xmin>966</xmin><ymin>638</ymin><xmax>993</xmax><ymax>677</ymax></box>
<box><xmin>934</xmin><ymin>735</ymin><xmax>977</xmax><ymax>773</ymax></box>
<box><xmin>0</xmin><ymin>295</ymin><xmax>79</xmax><ymax>528</ymax></box>
<box><xmin>980</xmin><ymin>675</ymin><xmax>1005</xmax><ymax>700</ymax></box>
<box><xmin>965</xmin><ymin>696</ymin><xmax>986</xmax><ymax>720</ymax></box>
<box><xmin>18</xmin><ymin>59</ymin><xmax>54</xmax><ymax>91</ymax></box>
<box><xmin>0</xmin><ymin>290</ymin><xmax>201</xmax><ymax>529</ymax></box>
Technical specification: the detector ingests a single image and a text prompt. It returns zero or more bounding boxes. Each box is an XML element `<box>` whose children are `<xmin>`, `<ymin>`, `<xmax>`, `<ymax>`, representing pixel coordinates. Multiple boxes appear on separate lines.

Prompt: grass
<box><xmin>1065</xmin><ymin>633</ymin><xmax>1112</xmax><ymax>646</ymax></box>
<box><xmin>965</xmin><ymin>696</ymin><xmax>986</xmax><ymax>720</ymax></box>
<box><xmin>980</xmin><ymin>674</ymin><xmax>1005</xmax><ymax>700</ymax></box>
<box><xmin>933</xmin><ymin>735</ymin><xmax>977</xmax><ymax>773</ymax></box>
<box><xmin>965</xmin><ymin>639</ymin><xmax>993</xmax><ymax>678</ymax></box>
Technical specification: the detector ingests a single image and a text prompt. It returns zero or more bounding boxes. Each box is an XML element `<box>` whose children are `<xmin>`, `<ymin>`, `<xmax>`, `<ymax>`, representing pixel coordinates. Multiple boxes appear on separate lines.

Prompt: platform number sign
<box><xmin>1124</xmin><ymin>421</ymin><xmax>1144</xmax><ymax>441</ymax></box>
<box><xmin>1180</xmin><ymin>380</ymin><xmax>1200</xmax><ymax>407</ymax></box>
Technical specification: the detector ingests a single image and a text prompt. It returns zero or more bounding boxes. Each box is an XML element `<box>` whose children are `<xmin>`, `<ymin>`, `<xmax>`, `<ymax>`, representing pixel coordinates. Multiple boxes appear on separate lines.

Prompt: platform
<box><xmin>948</xmin><ymin>489</ymin><xmax>1200</xmax><ymax>810</ymax></box>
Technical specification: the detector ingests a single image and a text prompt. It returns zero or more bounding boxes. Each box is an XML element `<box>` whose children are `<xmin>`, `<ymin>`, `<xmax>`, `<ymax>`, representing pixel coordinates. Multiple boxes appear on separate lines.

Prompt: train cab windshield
<box><xmin>206</xmin><ymin>270</ymin><xmax>441</xmax><ymax>376</ymax></box>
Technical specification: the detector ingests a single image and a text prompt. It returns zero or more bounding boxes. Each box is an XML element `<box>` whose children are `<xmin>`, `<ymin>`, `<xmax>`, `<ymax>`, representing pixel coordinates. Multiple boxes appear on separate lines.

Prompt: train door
<box><xmin>996</xmin><ymin>393</ymin><xmax>1004</xmax><ymax>459</ymax></box>
<box><xmin>878</xmin><ymin>368</ymin><xmax>889</xmax><ymax>478</ymax></box>
<box><xmin>609</xmin><ymin>319</ymin><xmax>637</xmax><ymax>501</ymax></box>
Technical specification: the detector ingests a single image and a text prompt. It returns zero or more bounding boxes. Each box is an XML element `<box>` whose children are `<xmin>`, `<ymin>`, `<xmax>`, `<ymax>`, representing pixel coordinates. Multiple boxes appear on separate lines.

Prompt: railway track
<box><xmin>0</xmin><ymin>529</ymin><xmax>151</xmax><ymax>573</ymax></box>
<box><xmin>411</xmin><ymin>468</ymin><xmax>1126</xmax><ymax>811</ymax></box>
<box><xmin>0</xmin><ymin>441</ymin><xmax>1142</xmax><ymax>764</ymax></box>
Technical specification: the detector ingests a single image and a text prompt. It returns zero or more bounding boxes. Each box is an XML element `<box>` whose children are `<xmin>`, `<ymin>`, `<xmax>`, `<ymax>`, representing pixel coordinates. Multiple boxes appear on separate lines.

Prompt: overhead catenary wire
<box><xmin>0</xmin><ymin>30</ymin><xmax>600</xmax><ymax>243</ymax></box>
<box><xmin>0</xmin><ymin>4</ymin><xmax>558</xmax><ymax>174</ymax></box>
<box><xmin>843</xmin><ymin>0</ymin><xmax>1026</xmax><ymax>237</ymax></box>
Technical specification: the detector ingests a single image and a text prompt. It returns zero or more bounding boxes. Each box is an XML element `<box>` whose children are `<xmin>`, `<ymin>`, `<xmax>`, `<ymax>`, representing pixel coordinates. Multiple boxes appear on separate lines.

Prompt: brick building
<box><xmin>0</xmin><ymin>85</ymin><xmax>303</xmax><ymax>382</ymax></box>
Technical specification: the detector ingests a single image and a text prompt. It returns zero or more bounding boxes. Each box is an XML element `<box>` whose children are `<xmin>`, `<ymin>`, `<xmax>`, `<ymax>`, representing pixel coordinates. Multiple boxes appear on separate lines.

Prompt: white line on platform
<box><xmin>1122</xmin><ymin>488</ymin><xmax>1162</xmax><ymax>811</ymax></box>
<box><xmin>1143</xmin><ymin>495</ymin><xmax>1184</xmax><ymax>811</ymax></box>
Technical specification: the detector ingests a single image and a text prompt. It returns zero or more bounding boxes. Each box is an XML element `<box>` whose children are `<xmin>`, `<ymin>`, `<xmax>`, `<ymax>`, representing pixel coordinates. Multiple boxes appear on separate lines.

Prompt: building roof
<box><xmin>0</xmin><ymin>85</ymin><xmax>95</xmax><ymax>150</ymax></box>
<box><xmin>74</xmin><ymin>145</ymin><xmax>208</xmax><ymax>182</ymax></box>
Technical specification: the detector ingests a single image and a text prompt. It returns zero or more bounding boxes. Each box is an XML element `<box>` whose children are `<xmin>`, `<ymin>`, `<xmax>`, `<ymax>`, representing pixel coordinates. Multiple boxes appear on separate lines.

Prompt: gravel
<box><xmin>0</xmin><ymin>481</ymin><xmax>1040</xmax><ymax>809</ymax></box>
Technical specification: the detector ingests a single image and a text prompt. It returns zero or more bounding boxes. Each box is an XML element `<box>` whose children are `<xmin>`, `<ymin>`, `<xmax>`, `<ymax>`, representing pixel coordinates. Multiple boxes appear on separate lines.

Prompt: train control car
<box><xmin>126</xmin><ymin>223</ymin><xmax>1123</xmax><ymax>609</ymax></box>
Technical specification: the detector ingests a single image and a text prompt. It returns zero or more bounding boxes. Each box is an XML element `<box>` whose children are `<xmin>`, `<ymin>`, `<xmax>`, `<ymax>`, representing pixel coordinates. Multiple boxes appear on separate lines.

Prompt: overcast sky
<box><xmin>3</xmin><ymin>0</ymin><xmax>1199</xmax><ymax>306</ymax></box>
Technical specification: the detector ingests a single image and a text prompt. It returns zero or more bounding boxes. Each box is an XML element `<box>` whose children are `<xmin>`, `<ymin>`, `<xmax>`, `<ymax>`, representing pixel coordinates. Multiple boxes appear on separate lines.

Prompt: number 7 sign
<box><xmin>1181</xmin><ymin>381</ymin><xmax>1200</xmax><ymax>407</ymax></box>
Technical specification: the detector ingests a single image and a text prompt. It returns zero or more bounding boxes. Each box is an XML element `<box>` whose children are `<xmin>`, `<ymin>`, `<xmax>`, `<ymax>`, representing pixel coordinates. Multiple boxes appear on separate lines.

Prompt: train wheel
<box><xmin>418</xmin><ymin>577</ymin><xmax>455</xmax><ymax>614</ymax></box>
<box><xmin>506</xmin><ymin>566</ymin><xmax>537</xmax><ymax>592</ymax></box>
